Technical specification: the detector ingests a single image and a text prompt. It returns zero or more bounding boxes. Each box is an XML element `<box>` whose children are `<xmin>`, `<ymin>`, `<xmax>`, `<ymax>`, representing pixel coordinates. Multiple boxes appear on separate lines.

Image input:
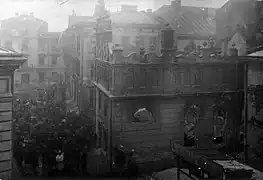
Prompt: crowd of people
<box><xmin>12</xmin><ymin>90</ymin><xmax>94</xmax><ymax>177</ymax></box>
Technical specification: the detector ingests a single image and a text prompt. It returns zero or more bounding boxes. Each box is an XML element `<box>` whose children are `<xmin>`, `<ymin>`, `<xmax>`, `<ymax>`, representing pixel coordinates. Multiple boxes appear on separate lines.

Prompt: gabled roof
<box><xmin>154</xmin><ymin>5</ymin><xmax>216</xmax><ymax>38</ymax></box>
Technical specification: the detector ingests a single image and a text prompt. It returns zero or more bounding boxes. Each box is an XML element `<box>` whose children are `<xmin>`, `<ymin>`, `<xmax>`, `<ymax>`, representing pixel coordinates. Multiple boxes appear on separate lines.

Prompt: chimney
<box><xmin>121</xmin><ymin>5</ymin><xmax>138</xmax><ymax>12</ymax></box>
<box><xmin>171</xmin><ymin>0</ymin><xmax>181</xmax><ymax>17</ymax></box>
<box><xmin>147</xmin><ymin>9</ymin><xmax>152</xmax><ymax>13</ymax></box>
<box><xmin>15</xmin><ymin>12</ymin><xmax>19</xmax><ymax>16</ymax></box>
<box><xmin>202</xmin><ymin>8</ymin><xmax>208</xmax><ymax>20</ymax></box>
<box><xmin>30</xmin><ymin>12</ymin><xmax>34</xmax><ymax>17</ymax></box>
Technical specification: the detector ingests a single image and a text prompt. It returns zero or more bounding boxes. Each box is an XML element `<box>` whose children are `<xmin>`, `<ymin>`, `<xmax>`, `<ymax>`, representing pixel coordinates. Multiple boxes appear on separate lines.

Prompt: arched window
<box><xmin>213</xmin><ymin>107</ymin><xmax>227</xmax><ymax>138</ymax></box>
<box><xmin>184</xmin><ymin>104</ymin><xmax>200</xmax><ymax>147</ymax></box>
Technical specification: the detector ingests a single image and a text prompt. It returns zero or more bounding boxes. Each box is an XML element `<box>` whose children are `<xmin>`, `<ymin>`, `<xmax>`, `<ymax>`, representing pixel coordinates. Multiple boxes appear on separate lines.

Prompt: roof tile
<box><xmin>155</xmin><ymin>5</ymin><xmax>216</xmax><ymax>38</ymax></box>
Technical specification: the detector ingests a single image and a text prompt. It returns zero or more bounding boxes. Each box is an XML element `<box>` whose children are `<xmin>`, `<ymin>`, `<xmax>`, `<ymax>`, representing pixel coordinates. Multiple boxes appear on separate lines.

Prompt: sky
<box><xmin>0</xmin><ymin>0</ymin><xmax>228</xmax><ymax>32</ymax></box>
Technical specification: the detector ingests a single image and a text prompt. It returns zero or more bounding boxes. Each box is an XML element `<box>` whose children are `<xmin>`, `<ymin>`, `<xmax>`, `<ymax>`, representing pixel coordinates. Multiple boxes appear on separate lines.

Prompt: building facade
<box><xmin>109</xmin><ymin>5</ymin><xmax>162</xmax><ymax>55</ymax></box>
<box><xmin>0</xmin><ymin>47</ymin><xmax>26</xmax><ymax>179</ymax></box>
<box><xmin>93</xmin><ymin>9</ymin><xmax>244</xmax><ymax>168</ymax></box>
<box><xmin>0</xmin><ymin>13</ymin><xmax>48</xmax><ymax>96</ymax></box>
<box><xmin>58</xmin><ymin>13</ymin><xmax>95</xmax><ymax>113</ymax></box>
<box><xmin>36</xmin><ymin>32</ymin><xmax>65</xmax><ymax>88</ymax></box>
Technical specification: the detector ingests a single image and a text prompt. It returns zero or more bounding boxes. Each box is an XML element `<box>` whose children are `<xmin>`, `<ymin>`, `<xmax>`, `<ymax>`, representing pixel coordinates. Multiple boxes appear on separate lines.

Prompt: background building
<box><xmin>0</xmin><ymin>12</ymin><xmax>49</xmax><ymax>97</ymax></box>
<box><xmin>91</xmin><ymin>0</ymin><xmax>245</xmax><ymax>171</ymax></box>
<box><xmin>154</xmin><ymin>0</ymin><xmax>218</xmax><ymax>52</ymax></box>
<box><xmin>36</xmin><ymin>32</ymin><xmax>65</xmax><ymax>89</ymax></box>
<box><xmin>58</xmin><ymin>12</ymin><xmax>95</xmax><ymax>113</ymax></box>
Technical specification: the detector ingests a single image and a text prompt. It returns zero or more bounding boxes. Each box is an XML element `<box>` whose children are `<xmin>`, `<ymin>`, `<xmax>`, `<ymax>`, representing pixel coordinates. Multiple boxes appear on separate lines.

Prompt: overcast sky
<box><xmin>0</xmin><ymin>0</ymin><xmax>228</xmax><ymax>32</ymax></box>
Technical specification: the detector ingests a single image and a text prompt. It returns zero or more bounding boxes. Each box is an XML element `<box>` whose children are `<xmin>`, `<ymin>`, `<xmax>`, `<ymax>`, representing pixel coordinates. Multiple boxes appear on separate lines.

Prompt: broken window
<box><xmin>184</xmin><ymin>104</ymin><xmax>200</xmax><ymax>147</ymax></box>
<box><xmin>133</xmin><ymin>108</ymin><xmax>155</xmax><ymax>123</ymax></box>
<box><xmin>213</xmin><ymin>107</ymin><xmax>227</xmax><ymax>144</ymax></box>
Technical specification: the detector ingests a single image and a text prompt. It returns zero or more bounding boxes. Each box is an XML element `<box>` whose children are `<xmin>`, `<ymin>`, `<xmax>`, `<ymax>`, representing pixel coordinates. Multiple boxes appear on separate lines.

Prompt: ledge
<box><xmin>93</xmin><ymin>81</ymin><xmax>242</xmax><ymax>100</ymax></box>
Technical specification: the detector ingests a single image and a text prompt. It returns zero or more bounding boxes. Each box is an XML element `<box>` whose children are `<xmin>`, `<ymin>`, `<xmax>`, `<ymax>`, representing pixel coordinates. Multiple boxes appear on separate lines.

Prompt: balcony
<box><xmin>94</xmin><ymin>56</ymin><xmax>243</xmax><ymax>97</ymax></box>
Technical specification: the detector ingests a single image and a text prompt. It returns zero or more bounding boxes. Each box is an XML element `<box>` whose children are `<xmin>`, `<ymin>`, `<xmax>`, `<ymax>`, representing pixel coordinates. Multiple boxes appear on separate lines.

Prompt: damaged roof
<box><xmin>155</xmin><ymin>5</ymin><xmax>217</xmax><ymax>38</ymax></box>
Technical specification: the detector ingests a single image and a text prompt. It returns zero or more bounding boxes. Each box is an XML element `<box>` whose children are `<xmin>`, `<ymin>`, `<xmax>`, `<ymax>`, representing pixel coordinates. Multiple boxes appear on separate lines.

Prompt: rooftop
<box><xmin>110</xmin><ymin>5</ymin><xmax>159</xmax><ymax>25</ymax></box>
<box><xmin>1</xmin><ymin>14</ymin><xmax>46</xmax><ymax>25</ymax></box>
<box><xmin>0</xmin><ymin>47</ymin><xmax>27</xmax><ymax>65</ymax></box>
<box><xmin>155</xmin><ymin>5</ymin><xmax>216</xmax><ymax>38</ymax></box>
<box><xmin>0</xmin><ymin>47</ymin><xmax>17</xmax><ymax>54</ymax></box>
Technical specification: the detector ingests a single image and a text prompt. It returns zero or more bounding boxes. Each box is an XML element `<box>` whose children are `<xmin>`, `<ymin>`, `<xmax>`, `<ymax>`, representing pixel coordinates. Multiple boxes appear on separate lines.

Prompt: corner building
<box><xmin>93</xmin><ymin>7</ymin><xmax>244</xmax><ymax>167</ymax></box>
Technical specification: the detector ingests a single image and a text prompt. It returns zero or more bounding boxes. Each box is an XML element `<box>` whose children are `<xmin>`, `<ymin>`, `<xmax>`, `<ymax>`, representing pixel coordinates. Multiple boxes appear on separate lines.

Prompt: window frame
<box><xmin>38</xmin><ymin>72</ymin><xmax>45</xmax><ymax>82</ymax></box>
<box><xmin>0</xmin><ymin>76</ymin><xmax>11</xmax><ymax>95</ymax></box>
<box><xmin>21</xmin><ymin>73</ymin><xmax>30</xmax><ymax>84</ymax></box>
<box><xmin>51</xmin><ymin>55</ymin><xmax>58</xmax><ymax>65</ymax></box>
<box><xmin>38</xmin><ymin>55</ymin><xmax>45</xmax><ymax>65</ymax></box>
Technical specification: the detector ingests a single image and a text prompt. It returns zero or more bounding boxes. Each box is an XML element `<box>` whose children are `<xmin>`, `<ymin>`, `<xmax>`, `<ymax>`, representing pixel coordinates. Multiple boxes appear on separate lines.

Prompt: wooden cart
<box><xmin>172</xmin><ymin>143</ymin><xmax>254</xmax><ymax>180</ymax></box>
